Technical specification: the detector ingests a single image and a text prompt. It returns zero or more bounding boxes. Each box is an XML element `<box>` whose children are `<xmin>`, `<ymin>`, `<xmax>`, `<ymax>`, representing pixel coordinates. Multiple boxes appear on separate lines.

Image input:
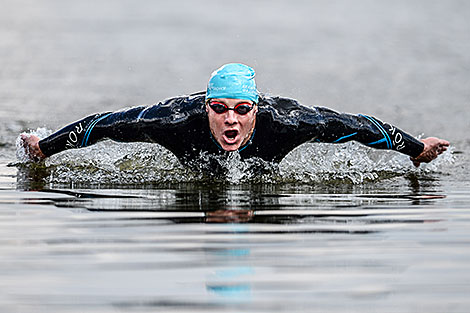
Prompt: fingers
<box><xmin>411</xmin><ymin>137</ymin><xmax>450</xmax><ymax>167</ymax></box>
<box><xmin>435</xmin><ymin>140</ymin><xmax>449</xmax><ymax>155</ymax></box>
<box><xmin>20</xmin><ymin>134</ymin><xmax>29</xmax><ymax>149</ymax></box>
<box><xmin>437</xmin><ymin>145</ymin><xmax>447</xmax><ymax>155</ymax></box>
<box><xmin>410</xmin><ymin>154</ymin><xmax>422</xmax><ymax>167</ymax></box>
<box><xmin>440</xmin><ymin>139</ymin><xmax>450</xmax><ymax>147</ymax></box>
<box><xmin>436</xmin><ymin>140</ymin><xmax>449</xmax><ymax>154</ymax></box>
<box><xmin>19</xmin><ymin>134</ymin><xmax>45</xmax><ymax>161</ymax></box>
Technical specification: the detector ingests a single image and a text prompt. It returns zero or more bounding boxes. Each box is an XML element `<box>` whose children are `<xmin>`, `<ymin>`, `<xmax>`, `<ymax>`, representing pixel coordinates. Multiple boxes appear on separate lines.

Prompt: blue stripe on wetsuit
<box><xmin>333</xmin><ymin>132</ymin><xmax>357</xmax><ymax>143</ymax></box>
<box><xmin>367</xmin><ymin>138</ymin><xmax>387</xmax><ymax>146</ymax></box>
<box><xmin>81</xmin><ymin>113</ymin><xmax>113</xmax><ymax>147</ymax></box>
<box><xmin>359</xmin><ymin>114</ymin><xmax>392</xmax><ymax>149</ymax></box>
<box><xmin>137</xmin><ymin>107</ymin><xmax>149</xmax><ymax>120</ymax></box>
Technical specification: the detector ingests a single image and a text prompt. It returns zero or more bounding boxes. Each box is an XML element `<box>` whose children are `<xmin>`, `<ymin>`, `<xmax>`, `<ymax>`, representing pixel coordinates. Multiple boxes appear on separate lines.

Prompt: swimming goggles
<box><xmin>208</xmin><ymin>101</ymin><xmax>254</xmax><ymax>115</ymax></box>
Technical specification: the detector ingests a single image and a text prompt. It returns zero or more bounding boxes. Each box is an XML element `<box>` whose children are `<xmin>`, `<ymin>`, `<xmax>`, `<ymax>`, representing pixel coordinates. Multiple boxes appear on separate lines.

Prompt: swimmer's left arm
<box><xmin>310</xmin><ymin>107</ymin><xmax>449</xmax><ymax>166</ymax></box>
<box><xmin>410</xmin><ymin>137</ymin><xmax>450</xmax><ymax>167</ymax></box>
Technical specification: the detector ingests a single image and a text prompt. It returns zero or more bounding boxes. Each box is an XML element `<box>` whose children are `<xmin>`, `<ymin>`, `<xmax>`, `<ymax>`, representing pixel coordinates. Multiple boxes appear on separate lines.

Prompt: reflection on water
<box><xmin>1</xmin><ymin>180</ymin><xmax>470</xmax><ymax>312</ymax></box>
<box><xmin>2</xmin><ymin>143</ymin><xmax>465</xmax><ymax>312</ymax></box>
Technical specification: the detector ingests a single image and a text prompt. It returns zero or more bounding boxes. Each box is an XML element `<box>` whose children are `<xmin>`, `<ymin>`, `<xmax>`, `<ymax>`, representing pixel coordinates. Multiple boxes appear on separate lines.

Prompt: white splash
<box><xmin>15</xmin><ymin>128</ymin><xmax>52</xmax><ymax>163</ymax></box>
<box><xmin>280</xmin><ymin>141</ymin><xmax>454</xmax><ymax>184</ymax></box>
<box><xmin>15</xmin><ymin>130</ymin><xmax>454</xmax><ymax>186</ymax></box>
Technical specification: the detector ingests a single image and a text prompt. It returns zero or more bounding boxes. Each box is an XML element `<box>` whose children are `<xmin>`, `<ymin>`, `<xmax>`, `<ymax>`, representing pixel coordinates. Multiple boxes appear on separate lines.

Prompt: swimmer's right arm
<box><xmin>21</xmin><ymin>111</ymin><xmax>115</xmax><ymax>161</ymax></box>
<box><xmin>21</xmin><ymin>95</ymin><xmax>200</xmax><ymax>162</ymax></box>
<box><xmin>22</xmin><ymin>106</ymin><xmax>160</xmax><ymax>161</ymax></box>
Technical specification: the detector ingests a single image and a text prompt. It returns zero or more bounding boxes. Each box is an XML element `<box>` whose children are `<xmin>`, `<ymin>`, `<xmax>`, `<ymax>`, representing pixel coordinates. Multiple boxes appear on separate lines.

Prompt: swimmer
<box><xmin>21</xmin><ymin>63</ymin><xmax>449</xmax><ymax>168</ymax></box>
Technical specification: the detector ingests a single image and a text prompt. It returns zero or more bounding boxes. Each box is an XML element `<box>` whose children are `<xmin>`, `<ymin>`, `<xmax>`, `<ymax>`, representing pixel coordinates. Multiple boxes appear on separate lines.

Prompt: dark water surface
<box><xmin>1</xmin><ymin>0</ymin><xmax>470</xmax><ymax>312</ymax></box>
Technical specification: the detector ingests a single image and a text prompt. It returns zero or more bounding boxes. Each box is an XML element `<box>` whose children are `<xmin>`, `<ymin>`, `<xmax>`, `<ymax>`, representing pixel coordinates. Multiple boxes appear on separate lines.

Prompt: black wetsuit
<box><xmin>39</xmin><ymin>92</ymin><xmax>424</xmax><ymax>167</ymax></box>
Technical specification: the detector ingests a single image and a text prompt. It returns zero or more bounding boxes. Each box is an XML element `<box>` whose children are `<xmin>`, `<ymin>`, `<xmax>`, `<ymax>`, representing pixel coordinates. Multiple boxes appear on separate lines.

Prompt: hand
<box><xmin>410</xmin><ymin>137</ymin><xmax>450</xmax><ymax>167</ymax></box>
<box><xmin>20</xmin><ymin>134</ymin><xmax>46</xmax><ymax>162</ymax></box>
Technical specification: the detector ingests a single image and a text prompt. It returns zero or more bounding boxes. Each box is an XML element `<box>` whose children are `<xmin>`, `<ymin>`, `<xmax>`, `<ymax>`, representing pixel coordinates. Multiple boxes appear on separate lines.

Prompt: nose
<box><xmin>224</xmin><ymin>110</ymin><xmax>238</xmax><ymax>125</ymax></box>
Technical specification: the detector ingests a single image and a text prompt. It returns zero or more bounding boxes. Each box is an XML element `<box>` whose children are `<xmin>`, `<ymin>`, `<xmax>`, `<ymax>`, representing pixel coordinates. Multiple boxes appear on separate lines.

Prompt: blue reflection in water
<box><xmin>206</xmin><ymin>224</ymin><xmax>253</xmax><ymax>303</ymax></box>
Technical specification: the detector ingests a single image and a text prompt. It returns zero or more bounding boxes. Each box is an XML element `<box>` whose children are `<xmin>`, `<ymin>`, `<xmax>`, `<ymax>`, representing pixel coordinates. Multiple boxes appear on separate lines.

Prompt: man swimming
<box><xmin>21</xmin><ymin>63</ymin><xmax>449</xmax><ymax>168</ymax></box>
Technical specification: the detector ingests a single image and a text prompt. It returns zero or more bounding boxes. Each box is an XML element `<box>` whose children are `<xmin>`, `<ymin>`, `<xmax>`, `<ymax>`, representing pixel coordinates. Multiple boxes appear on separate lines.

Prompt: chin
<box><xmin>221</xmin><ymin>144</ymin><xmax>240</xmax><ymax>152</ymax></box>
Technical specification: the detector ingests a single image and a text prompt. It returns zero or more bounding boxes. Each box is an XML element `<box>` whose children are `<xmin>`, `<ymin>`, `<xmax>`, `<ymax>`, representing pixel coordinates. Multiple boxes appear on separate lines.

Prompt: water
<box><xmin>1</xmin><ymin>0</ymin><xmax>470</xmax><ymax>312</ymax></box>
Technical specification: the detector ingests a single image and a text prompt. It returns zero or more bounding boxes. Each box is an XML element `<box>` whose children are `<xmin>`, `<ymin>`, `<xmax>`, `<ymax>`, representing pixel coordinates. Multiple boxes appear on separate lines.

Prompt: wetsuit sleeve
<box><xmin>313</xmin><ymin>107</ymin><xmax>424</xmax><ymax>158</ymax></box>
<box><xmin>39</xmin><ymin>107</ymin><xmax>152</xmax><ymax>156</ymax></box>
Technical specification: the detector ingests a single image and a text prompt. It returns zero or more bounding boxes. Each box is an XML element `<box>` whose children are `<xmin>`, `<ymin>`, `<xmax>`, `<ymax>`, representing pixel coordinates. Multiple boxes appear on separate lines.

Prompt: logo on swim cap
<box><xmin>206</xmin><ymin>63</ymin><xmax>259</xmax><ymax>103</ymax></box>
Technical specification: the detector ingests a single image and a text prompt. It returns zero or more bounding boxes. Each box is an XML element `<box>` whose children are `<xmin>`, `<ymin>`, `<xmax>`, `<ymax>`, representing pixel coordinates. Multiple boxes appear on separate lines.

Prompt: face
<box><xmin>206</xmin><ymin>98</ymin><xmax>258</xmax><ymax>151</ymax></box>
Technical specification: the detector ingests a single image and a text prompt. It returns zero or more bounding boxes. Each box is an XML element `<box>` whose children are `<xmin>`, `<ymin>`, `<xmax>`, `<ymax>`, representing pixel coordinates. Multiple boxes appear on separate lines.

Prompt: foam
<box><xmin>14</xmin><ymin>129</ymin><xmax>454</xmax><ymax>186</ymax></box>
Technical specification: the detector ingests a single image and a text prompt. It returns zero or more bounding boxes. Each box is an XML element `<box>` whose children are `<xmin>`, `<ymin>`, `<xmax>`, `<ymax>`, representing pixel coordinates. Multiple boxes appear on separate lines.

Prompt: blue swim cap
<box><xmin>206</xmin><ymin>63</ymin><xmax>259</xmax><ymax>103</ymax></box>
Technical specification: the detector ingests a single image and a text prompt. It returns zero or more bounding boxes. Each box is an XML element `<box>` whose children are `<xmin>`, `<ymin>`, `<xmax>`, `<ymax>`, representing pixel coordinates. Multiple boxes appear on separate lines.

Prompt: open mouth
<box><xmin>223</xmin><ymin>130</ymin><xmax>239</xmax><ymax>143</ymax></box>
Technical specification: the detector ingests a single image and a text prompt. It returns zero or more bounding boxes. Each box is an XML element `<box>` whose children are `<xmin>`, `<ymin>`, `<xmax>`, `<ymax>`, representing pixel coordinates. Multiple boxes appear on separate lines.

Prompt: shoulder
<box><xmin>157</xmin><ymin>92</ymin><xmax>205</xmax><ymax>111</ymax></box>
<box><xmin>149</xmin><ymin>92</ymin><xmax>205</xmax><ymax>113</ymax></box>
<box><xmin>257</xmin><ymin>94</ymin><xmax>319</xmax><ymax>117</ymax></box>
<box><xmin>259</xmin><ymin>94</ymin><xmax>299</xmax><ymax>109</ymax></box>
<box><xmin>138</xmin><ymin>92</ymin><xmax>206</xmax><ymax>121</ymax></box>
